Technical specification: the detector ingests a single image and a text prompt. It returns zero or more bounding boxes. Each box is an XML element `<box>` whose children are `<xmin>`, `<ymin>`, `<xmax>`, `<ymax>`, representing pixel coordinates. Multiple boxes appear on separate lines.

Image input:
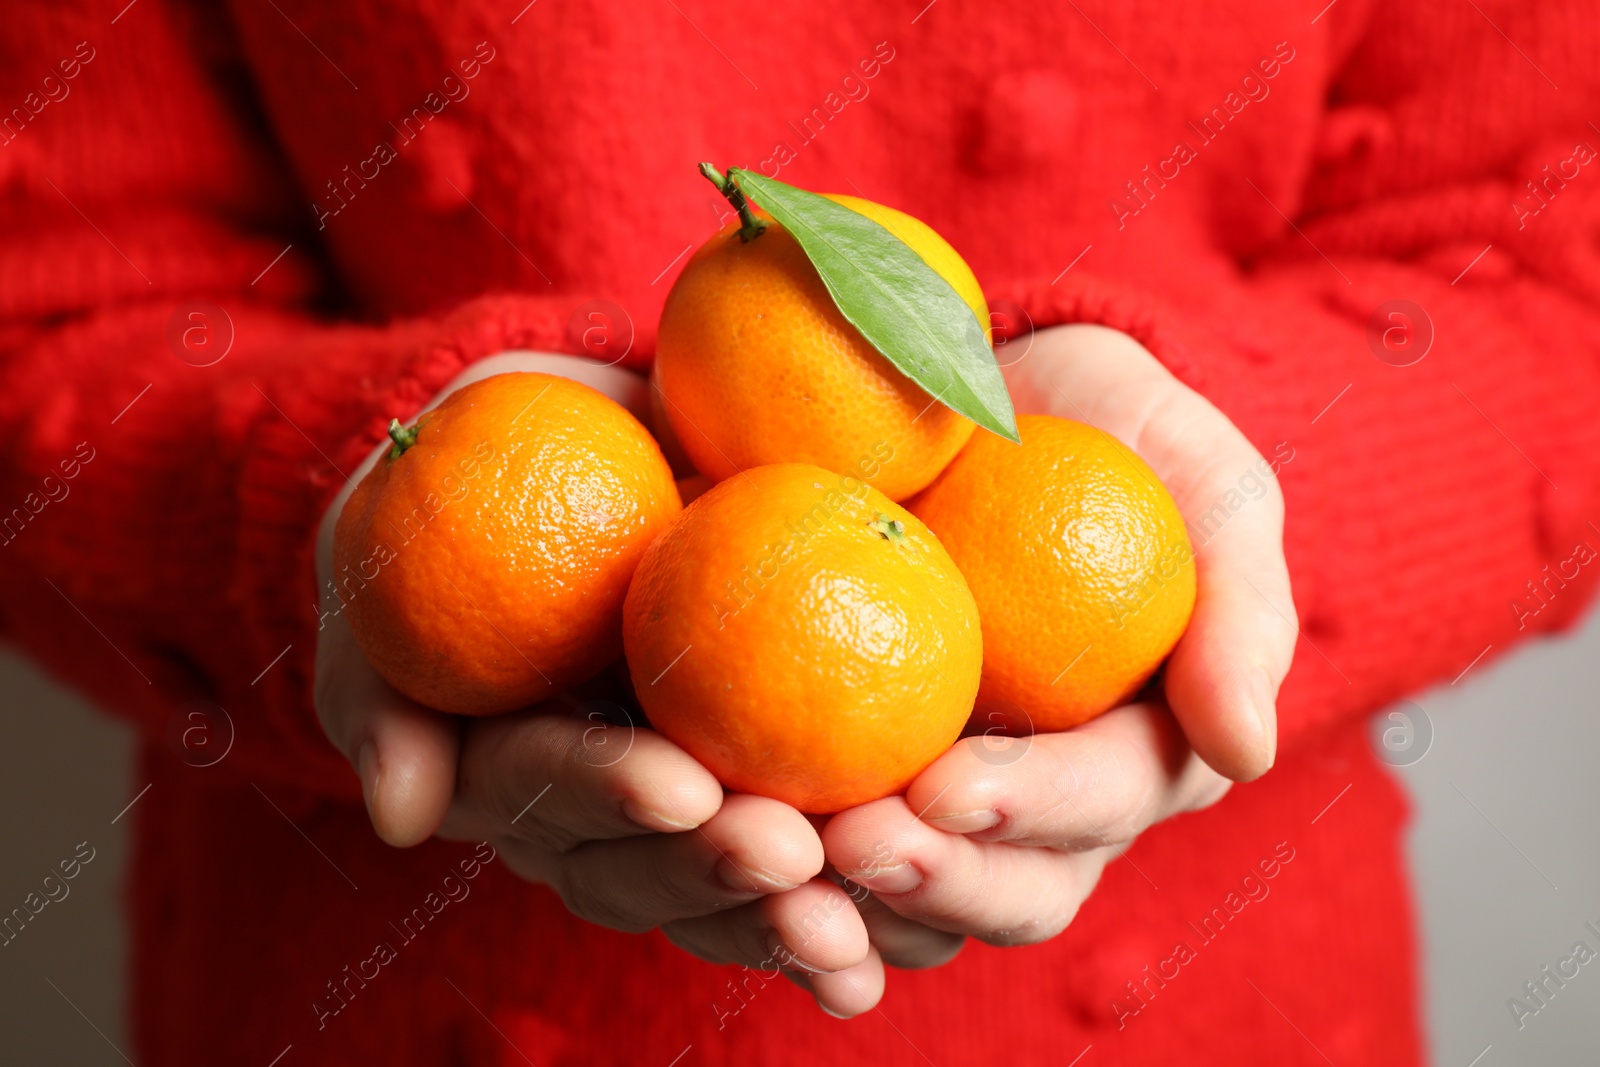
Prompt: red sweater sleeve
<box><xmin>0</xmin><ymin>6</ymin><xmax>577</xmax><ymax>796</ymax></box>
<box><xmin>992</xmin><ymin>4</ymin><xmax>1600</xmax><ymax>749</ymax></box>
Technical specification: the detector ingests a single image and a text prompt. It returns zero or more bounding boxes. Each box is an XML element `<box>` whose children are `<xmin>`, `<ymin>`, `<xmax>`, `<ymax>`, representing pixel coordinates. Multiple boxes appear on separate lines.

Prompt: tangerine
<box><xmin>622</xmin><ymin>463</ymin><xmax>981</xmax><ymax>813</ymax></box>
<box><xmin>907</xmin><ymin>414</ymin><xmax>1195</xmax><ymax>732</ymax></box>
<box><xmin>334</xmin><ymin>372</ymin><xmax>682</xmax><ymax>714</ymax></box>
<box><xmin>655</xmin><ymin>194</ymin><xmax>989</xmax><ymax>501</ymax></box>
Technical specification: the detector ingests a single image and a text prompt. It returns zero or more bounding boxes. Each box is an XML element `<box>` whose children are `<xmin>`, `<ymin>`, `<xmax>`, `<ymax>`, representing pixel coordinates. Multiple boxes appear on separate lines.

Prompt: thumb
<box><xmin>315</xmin><ymin>615</ymin><xmax>461</xmax><ymax>847</ymax></box>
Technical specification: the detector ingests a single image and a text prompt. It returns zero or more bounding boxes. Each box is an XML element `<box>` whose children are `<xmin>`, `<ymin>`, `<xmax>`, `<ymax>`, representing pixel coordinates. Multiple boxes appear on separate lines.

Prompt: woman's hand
<box><xmin>814</xmin><ymin>323</ymin><xmax>1298</xmax><ymax>1011</ymax></box>
<box><xmin>312</xmin><ymin>353</ymin><xmax>874</xmax><ymax>1014</ymax></box>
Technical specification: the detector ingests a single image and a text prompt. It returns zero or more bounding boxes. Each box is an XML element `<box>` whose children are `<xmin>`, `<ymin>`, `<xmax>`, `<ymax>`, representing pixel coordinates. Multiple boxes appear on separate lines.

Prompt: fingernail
<box><xmin>819</xmin><ymin>1002</ymin><xmax>852</xmax><ymax>1020</ymax></box>
<box><xmin>357</xmin><ymin>740</ymin><xmax>379</xmax><ymax>817</ymax></box>
<box><xmin>621</xmin><ymin>797</ymin><xmax>698</xmax><ymax>833</ymax></box>
<box><xmin>766</xmin><ymin>932</ymin><xmax>829</xmax><ymax>974</ymax></box>
<box><xmin>717</xmin><ymin>858</ymin><xmax>800</xmax><ymax>894</ymax></box>
<box><xmin>846</xmin><ymin>862</ymin><xmax>923</xmax><ymax>895</ymax></box>
<box><xmin>926</xmin><ymin>809</ymin><xmax>1000</xmax><ymax>834</ymax></box>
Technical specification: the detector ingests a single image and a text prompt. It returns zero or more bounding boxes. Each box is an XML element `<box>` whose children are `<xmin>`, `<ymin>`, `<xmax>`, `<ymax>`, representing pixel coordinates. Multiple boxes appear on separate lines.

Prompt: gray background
<box><xmin>1</xmin><ymin>610</ymin><xmax>1597</xmax><ymax>1065</ymax></box>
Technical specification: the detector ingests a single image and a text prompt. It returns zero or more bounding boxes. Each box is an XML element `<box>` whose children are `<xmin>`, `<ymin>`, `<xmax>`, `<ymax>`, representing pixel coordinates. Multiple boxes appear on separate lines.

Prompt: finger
<box><xmin>822</xmin><ymin>798</ymin><xmax>1109</xmax><ymax>944</ymax></box>
<box><xmin>521</xmin><ymin>794</ymin><xmax>825</xmax><ymax>932</ymax></box>
<box><xmin>440</xmin><ymin>708</ymin><xmax>723</xmax><ymax>849</ymax></box>
<box><xmin>1163</xmin><ymin>519</ymin><xmax>1297</xmax><ymax>781</ymax></box>
<box><xmin>846</xmin><ymin>888</ymin><xmax>966</xmax><ymax>970</ymax></box>
<box><xmin>904</xmin><ymin>703</ymin><xmax>1229</xmax><ymax>849</ymax></box>
<box><xmin>787</xmin><ymin>945</ymin><xmax>887</xmax><ymax>1018</ymax></box>
<box><xmin>315</xmin><ymin>619</ymin><xmax>459</xmax><ymax>848</ymax></box>
<box><xmin>1010</xmin><ymin>325</ymin><xmax>1294</xmax><ymax>780</ymax></box>
<box><xmin>1117</xmin><ymin>348</ymin><xmax>1295</xmax><ymax>781</ymax></box>
<box><xmin>663</xmin><ymin>877</ymin><xmax>870</xmax><ymax>975</ymax></box>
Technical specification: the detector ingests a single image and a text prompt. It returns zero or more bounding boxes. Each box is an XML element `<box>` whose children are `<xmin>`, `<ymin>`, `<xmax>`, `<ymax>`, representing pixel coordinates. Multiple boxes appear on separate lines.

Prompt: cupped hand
<box><xmin>1001</xmin><ymin>323</ymin><xmax>1298</xmax><ymax>782</ymax></box>
<box><xmin>817</xmin><ymin>322</ymin><xmax>1298</xmax><ymax>1012</ymax></box>
<box><xmin>312</xmin><ymin>353</ymin><xmax>874</xmax><ymax>1016</ymax></box>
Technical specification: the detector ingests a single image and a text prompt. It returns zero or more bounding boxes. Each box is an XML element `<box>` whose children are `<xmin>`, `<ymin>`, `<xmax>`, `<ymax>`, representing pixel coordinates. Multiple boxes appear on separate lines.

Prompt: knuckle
<box><xmin>1259</xmin><ymin>474</ymin><xmax>1287</xmax><ymax>519</ymax></box>
<box><xmin>500</xmin><ymin>787</ymin><xmax>588</xmax><ymax>856</ymax></box>
<box><xmin>916</xmin><ymin>851</ymin><xmax>1003</xmax><ymax>932</ymax></box>
<box><xmin>1060</xmin><ymin>735</ymin><xmax>1156</xmax><ymax>845</ymax></box>
<box><xmin>1126</xmin><ymin>383</ymin><xmax>1196</xmax><ymax>462</ymax></box>
<box><xmin>483</xmin><ymin>721</ymin><xmax>593</xmax><ymax>853</ymax></box>
<box><xmin>781</xmin><ymin>894</ymin><xmax>855</xmax><ymax>956</ymax></box>
<box><xmin>510</xmin><ymin>811</ymin><xmax>580</xmax><ymax>855</ymax></box>
<box><xmin>310</xmin><ymin>666</ymin><xmax>350</xmax><ymax>747</ymax></box>
<box><xmin>311</xmin><ymin>667</ymin><xmax>336</xmax><ymax>721</ymax></box>
<box><xmin>558</xmin><ymin>836</ymin><xmax>718</xmax><ymax>935</ymax></box>
<box><xmin>517</xmin><ymin>714</ymin><xmax>589</xmax><ymax>773</ymax></box>
<box><xmin>555</xmin><ymin>861</ymin><xmax>654</xmax><ymax>934</ymax></box>
<box><xmin>475</xmin><ymin>752</ymin><xmax>557</xmax><ymax>845</ymax></box>
<box><xmin>880</xmin><ymin>934</ymin><xmax>964</xmax><ymax>970</ymax></box>
<box><xmin>1256</xmin><ymin>598</ymin><xmax>1300</xmax><ymax>663</ymax></box>
<box><xmin>973</xmin><ymin>880</ymin><xmax>1090</xmax><ymax>948</ymax></box>
<box><xmin>1188</xmin><ymin>774</ymin><xmax>1233</xmax><ymax>813</ymax></box>
<box><xmin>645</xmin><ymin>857</ymin><xmax>721</xmax><ymax>922</ymax></box>
<box><xmin>974</xmin><ymin>918</ymin><xmax>1040</xmax><ymax>947</ymax></box>
<box><xmin>974</xmin><ymin>903</ymin><xmax>1075</xmax><ymax>948</ymax></box>
<box><xmin>938</xmin><ymin>886</ymin><xmax>996</xmax><ymax>932</ymax></box>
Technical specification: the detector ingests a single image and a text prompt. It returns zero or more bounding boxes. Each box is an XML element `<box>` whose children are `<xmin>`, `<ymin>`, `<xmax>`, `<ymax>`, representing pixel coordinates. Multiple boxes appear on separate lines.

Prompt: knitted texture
<box><xmin>1</xmin><ymin>0</ymin><xmax>1597</xmax><ymax>1063</ymax></box>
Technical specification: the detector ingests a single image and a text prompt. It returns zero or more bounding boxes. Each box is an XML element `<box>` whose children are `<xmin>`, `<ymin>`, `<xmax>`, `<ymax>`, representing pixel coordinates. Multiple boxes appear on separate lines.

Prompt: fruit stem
<box><xmin>387</xmin><ymin>417</ymin><xmax>420</xmax><ymax>460</ymax></box>
<box><xmin>699</xmin><ymin>163</ymin><xmax>766</xmax><ymax>243</ymax></box>
<box><xmin>868</xmin><ymin>514</ymin><xmax>907</xmax><ymax>542</ymax></box>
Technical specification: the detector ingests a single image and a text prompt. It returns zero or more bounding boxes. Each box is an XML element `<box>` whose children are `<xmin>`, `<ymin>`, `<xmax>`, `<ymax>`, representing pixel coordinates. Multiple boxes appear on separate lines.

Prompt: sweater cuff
<box><xmin>988</xmin><ymin>270</ymin><xmax>1225</xmax><ymax>395</ymax></box>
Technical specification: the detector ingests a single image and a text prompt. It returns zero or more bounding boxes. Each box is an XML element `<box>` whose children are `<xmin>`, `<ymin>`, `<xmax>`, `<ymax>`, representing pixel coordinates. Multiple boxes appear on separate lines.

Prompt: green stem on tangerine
<box><xmin>387</xmin><ymin>417</ymin><xmax>420</xmax><ymax>459</ymax></box>
<box><xmin>699</xmin><ymin>162</ymin><xmax>767</xmax><ymax>243</ymax></box>
<box><xmin>868</xmin><ymin>514</ymin><xmax>907</xmax><ymax>542</ymax></box>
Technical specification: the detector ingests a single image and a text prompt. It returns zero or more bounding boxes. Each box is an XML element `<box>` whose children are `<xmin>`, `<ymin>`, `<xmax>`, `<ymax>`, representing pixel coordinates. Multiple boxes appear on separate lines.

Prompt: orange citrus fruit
<box><xmin>655</xmin><ymin>195</ymin><xmax>989</xmax><ymax>501</ymax></box>
<box><xmin>622</xmin><ymin>463</ymin><xmax>981</xmax><ymax>813</ymax></box>
<box><xmin>907</xmin><ymin>414</ymin><xmax>1195</xmax><ymax>733</ymax></box>
<box><xmin>334</xmin><ymin>372</ymin><xmax>682</xmax><ymax>715</ymax></box>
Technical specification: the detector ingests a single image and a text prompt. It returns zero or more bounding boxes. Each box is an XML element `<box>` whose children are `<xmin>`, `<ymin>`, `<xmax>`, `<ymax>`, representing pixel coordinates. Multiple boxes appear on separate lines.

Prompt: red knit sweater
<box><xmin>4</xmin><ymin>1</ymin><xmax>1599</xmax><ymax>1063</ymax></box>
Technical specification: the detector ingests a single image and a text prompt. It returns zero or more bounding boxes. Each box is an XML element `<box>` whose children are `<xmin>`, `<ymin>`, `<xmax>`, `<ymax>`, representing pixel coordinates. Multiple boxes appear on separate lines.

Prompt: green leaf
<box><xmin>727</xmin><ymin>169</ymin><xmax>1019</xmax><ymax>442</ymax></box>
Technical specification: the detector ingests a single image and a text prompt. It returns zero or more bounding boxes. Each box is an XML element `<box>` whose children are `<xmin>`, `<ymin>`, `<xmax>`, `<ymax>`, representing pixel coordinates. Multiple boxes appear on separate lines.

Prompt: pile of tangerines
<box><xmin>336</xmin><ymin>169</ymin><xmax>1194</xmax><ymax>814</ymax></box>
